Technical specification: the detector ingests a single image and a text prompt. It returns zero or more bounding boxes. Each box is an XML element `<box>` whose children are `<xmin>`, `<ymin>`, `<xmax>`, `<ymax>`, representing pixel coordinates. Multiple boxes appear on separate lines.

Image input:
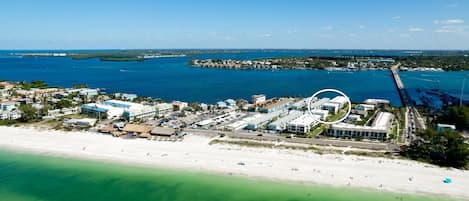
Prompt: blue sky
<box><xmin>1</xmin><ymin>0</ymin><xmax>468</xmax><ymax>49</ymax></box>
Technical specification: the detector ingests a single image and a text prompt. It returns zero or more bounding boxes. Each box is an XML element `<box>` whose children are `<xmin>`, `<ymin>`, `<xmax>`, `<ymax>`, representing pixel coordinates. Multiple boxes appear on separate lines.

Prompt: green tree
<box><xmin>437</xmin><ymin>106</ymin><xmax>469</xmax><ymax>131</ymax></box>
<box><xmin>73</xmin><ymin>83</ymin><xmax>88</xmax><ymax>89</ymax></box>
<box><xmin>19</xmin><ymin>104</ymin><xmax>39</xmax><ymax>122</ymax></box>
<box><xmin>402</xmin><ymin>129</ymin><xmax>469</xmax><ymax>168</ymax></box>
<box><xmin>55</xmin><ymin>99</ymin><xmax>73</xmax><ymax>109</ymax></box>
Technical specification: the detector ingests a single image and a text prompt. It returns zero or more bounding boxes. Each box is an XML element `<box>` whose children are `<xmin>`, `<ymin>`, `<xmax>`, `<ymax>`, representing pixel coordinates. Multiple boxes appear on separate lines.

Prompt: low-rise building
<box><xmin>195</xmin><ymin>119</ymin><xmax>216</xmax><ymax>129</ymax></box>
<box><xmin>81</xmin><ymin>103</ymin><xmax>125</xmax><ymax>120</ymax></box>
<box><xmin>151</xmin><ymin>127</ymin><xmax>176</xmax><ymax>137</ymax></box>
<box><xmin>172</xmin><ymin>101</ymin><xmax>188</xmax><ymax>111</ymax></box>
<box><xmin>437</xmin><ymin>123</ymin><xmax>456</xmax><ymax>132</ymax></box>
<box><xmin>327</xmin><ymin>112</ymin><xmax>394</xmax><ymax>141</ymax></box>
<box><xmin>63</xmin><ymin>118</ymin><xmax>97</xmax><ymax>128</ymax></box>
<box><xmin>217</xmin><ymin>101</ymin><xmax>228</xmax><ymax>108</ymax></box>
<box><xmin>308</xmin><ymin>97</ymin><xmax>330</xmax><ymax>110</ymax></box>
<box><xmin>103</xmin><ymin>100</ymin><xmax>156</xmax><ymax>122</ymax></box>
<box><xmin>0</xmin><ymin>110</ymin><xmax>21</xmax><ymax>120</ymax></box>
<box><xmin>225</xmin><ymin>120</ymin><xmax>249</xmax><ymax>131</ymax></box>
<box><xmin>252</xmin><ymin>94</ymin><xmax>266</xmax><ymax>104</ymax></box>
<box><xmin>287</xmin><ymin>114</ymin><xmax>320</xmax><ymax>134</ymax></box>
<box><xmin>246</xmin><ymin>110</ymin><xmax>283</xmax><ymax>130</ymax></box>
<box><xmin>0</xmin><ymin>102</ymin><xmax>21</xmax><ymax>120</ymax></box>
<box><xmin>115</xmin><ymin>93</ymin><xmax>138</xmax><ymax>101</ymax></box>
<box><xmin>225</xmin><ymin>99</ymin><xmax>237</xmax><ymax>107</ymax></box>
<box><xmin>259</xmin><ymin>98</ymin><xmax>291</xmax><ymax>113</ymax></box>
<box><xmin>122</xmin><ymin>124</ymin><xmax>151</xmax><ymax>138</ymax></box>
<box><xmin>156</xmin><ymin>103</ymin><xmax>173</xmax><ymax>117</ymax></box>
<box><xmin>268</xmin><ymin>110</ymin><xmax>303</xmax><ymax>131</ymax></box>
<box><xmin>329</xmin><ymin>96</ymin><xmax>348</xmax><ymax>108</ymax></box>
<box><xmin>353</xmin><ymin>104</ymin><xmax>375</xmax><ymax>116</ymax></box>
<box><xmin>309</xmin><ymin>109</ymin><xmax>329</xmax><ymax>120</ymax></box>
<box><xmin>322</xmin><ymin>102</ymin><xmax>340</xmax><ymax>113</ymax></box>
<box><xmin>363</xmin><ymin>99</ymin><xmax>390</xmax><ymax>106</ymax></box>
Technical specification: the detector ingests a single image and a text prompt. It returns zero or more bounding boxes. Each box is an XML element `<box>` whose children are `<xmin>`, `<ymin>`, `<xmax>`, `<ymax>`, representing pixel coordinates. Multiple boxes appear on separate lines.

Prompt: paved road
<box><xmin>391</xmin><ymin>64</ymin><xmax>426</xmax><ymax>143</ymax></box>
<box><xmin>186</xmin><ymin>128</ymin><xmax>399</xmax><ymax>151</ymax></box>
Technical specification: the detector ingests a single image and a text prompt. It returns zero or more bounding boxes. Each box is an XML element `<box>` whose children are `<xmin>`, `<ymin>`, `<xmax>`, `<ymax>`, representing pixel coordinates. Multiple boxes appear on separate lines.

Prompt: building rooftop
<box><xmin>262</xmin><ymin>98</ymin><xmax>290</xmax><ymax>110</ymax></box>
<box><xmin>122</xmin><ymin>124</ymin><xmax>151</xmax><ymax>133</ymax></box>
<box><xmin>269</xmin><ymin>110</ymin><xmax>303</xmax><ymax>127</ymax></box>
<box><xmin>309</xmin><ymin>97</ymin><xmax>330</xmax><ymax>108</ymax></box>
<box><xmin>248</xmin><ymin>110</ymin><xmax>283</xmax><ymax>125</ymax></box>
<box><xmin>151</xmin><ymin>127</ymin><xmax>176</xmax><ymax>136</ymax></box>
<box><xmin>330</xmin><ymin>96</ymin><xmax>348</xmax><ymax>105</ymax></box>
<box><xmin>289</xmin><ymin>114</ymin><xmax>320</xmax><ymax>125</ymax></box>
<box><xmin>372</xmin><ymin>112</ymin><xmax>393</xmax><ymax>129</ymax></box>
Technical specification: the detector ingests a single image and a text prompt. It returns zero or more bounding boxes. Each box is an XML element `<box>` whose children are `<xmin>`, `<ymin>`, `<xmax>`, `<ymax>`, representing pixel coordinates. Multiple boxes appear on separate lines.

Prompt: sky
<box><xmin>1</xmin><ymin>0</ymin><xmax>468</xmax><ymax>50</ymax></box>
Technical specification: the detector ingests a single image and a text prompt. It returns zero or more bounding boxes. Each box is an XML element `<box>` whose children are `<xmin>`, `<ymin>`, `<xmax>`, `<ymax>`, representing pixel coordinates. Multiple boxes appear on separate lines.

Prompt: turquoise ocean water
<box><xmin>0</xmin><ymin>149</ymin><xmax>461</xmax><ymax>201</ymax></box>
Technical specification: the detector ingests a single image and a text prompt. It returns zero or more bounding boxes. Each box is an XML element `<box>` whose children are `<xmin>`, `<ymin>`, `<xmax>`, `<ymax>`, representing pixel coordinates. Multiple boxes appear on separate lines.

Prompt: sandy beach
<box><xmin>0</xmin><ymin>126</ymin><xmax>468</xmax><ymax>199</ymax></box>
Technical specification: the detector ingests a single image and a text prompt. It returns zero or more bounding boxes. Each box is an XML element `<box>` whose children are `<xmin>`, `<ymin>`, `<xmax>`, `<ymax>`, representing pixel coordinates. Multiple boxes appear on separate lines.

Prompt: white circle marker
<box><xmin>307</xmin><ymin>88</ymin><xmax>352</xmax><ymax>125</ymax></box>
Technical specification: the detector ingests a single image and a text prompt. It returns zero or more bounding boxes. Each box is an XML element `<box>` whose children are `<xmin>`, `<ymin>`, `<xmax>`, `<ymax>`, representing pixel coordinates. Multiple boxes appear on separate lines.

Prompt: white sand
<box><xmin>1</xmin><ymin>126</ymin><xmax>468</xmax><ymax>199</ymax></box>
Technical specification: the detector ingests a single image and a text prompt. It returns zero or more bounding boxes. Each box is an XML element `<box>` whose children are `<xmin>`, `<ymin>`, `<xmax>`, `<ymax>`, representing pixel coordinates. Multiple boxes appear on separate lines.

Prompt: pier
<box><xmin>391</xmin><ymin>64</ymin><xmax>427</xmax><ymax>143</ymax></box>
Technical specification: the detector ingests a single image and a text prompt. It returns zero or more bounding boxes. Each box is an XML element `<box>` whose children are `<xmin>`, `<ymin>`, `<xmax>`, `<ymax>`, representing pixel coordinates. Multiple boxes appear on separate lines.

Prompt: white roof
<box><xmin>330</xmin><ymin>96</ymin><xmax>348</xmax><ymax>105</ymax></box>
<box><xmin>104</xmin><ymin>99</ymin><xmax>142</xmax><ymax>108</ymax></box>
<box><xmin>364</xmin><ymin>99</ymin><xmax>390</xmax><ymax>105</ymax></box>
<box><xmin>332</xmin><ymin>112</ymin><xmax>393</xmax><ymax>131</ymax></box>
<box><xmin>197</xmin><ymin>119</ymin><xmax>215</xmax><ymax>126</ymax></box>
<box><xmin>323</xmin><ymin>102</ymin><xmax>340</xmax><ymax>107</ymax></box>
<box><xmin>372</xmin><ymin>112</ymin><xmax>393</xmax><ymax>129</ymax></box>
<box><xmin>310</xmin><ymin>109</ymin><xmax>329</xmax><ymax>115</ymax></box>
<box><xmin>289</xmin><ymin>114</ymin><xmax>320</xmax><ymax>126</ymax></box>
<box><xmin>309</xmin><ymin>98</ymin><xmax>330</xmax><ymax>108</ymax></box>
<box><xmin>269</xmin><ymin>110</ymin><xmax>303</xmax><ymax>127</ymax></box>
<box><xmin>248</xmin><ymin>110</ymin><xmax>283</xmax><ymax>125</ymax></box>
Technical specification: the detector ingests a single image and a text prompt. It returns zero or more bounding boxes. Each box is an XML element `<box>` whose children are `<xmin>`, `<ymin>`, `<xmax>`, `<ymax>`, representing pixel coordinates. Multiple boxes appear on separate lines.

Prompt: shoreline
<box><xmin>1</xmin><ymin>126</ymin><xmax>468</xmax><ymax>200</ymax></box>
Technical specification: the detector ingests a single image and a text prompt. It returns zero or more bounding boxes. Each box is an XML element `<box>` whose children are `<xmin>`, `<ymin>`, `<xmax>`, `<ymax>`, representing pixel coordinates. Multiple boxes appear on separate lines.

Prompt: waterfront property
<box><xmin>322</xmin><ymin>102</ymin><xmax>341</xmax><ymax>113</ymax></box>
<box><xmin>63</xmin><ymin>118</ymin><xmax>97</xmax><ymax>128</ymax></box>
<box><xmin>327</xmin><ymin>112</ymin><xmax>394</xmax><ymax>141</ymax></box>
<box><xmin>246</xmin><ymin>110</ymin><xmax>283</xmax><ymax>130</ymax></box>
<box><xmin>104</xmin><ymin>100</ymin><xmax>156</xmax><ymax>122</ymax></box>
<box><xmin>122</xmin><ymin>124</ymin><xmax>151</xmax><ymax>138</ymax></box>
<box><xmin>0</xmin><ymin>101</ymin><xmax>21</xmax><ymax>120</ymax></box>
<box><xmin>287</xmin><ymin>114</ymin><xmax>320</xmax><ymax>134</ymax></box>
<box><xmin>252</xmin><ymin>94</ymin><xmax>266</xmax><ymax>104</ymax></box>
<box><xmin>82</xmin><ymin>100</ymin><xmax>156</xmax><ymax>122</ymax></box>
<box><xmin>172</xmin><ymin>101</ymin><xmax>188</xmax><ymax>111</ymax></box>
<box><xmin>150</xmin><ymin>127</ymin><xmax>176</xmax><ymax>137</ymax></box>
<box><xmin>259</xmin><ymin>98</ymin><xmax>292</xmax><ymax>113</ymax></box>
<box><xmin>156</xmin><ymin>103</ymin><xmax>173</xmax><ymax>117</ymax></box>
<box><xmin>309</xmin><ymin>109</ymin><xmax>329</xmax><ymax>120</ymax></box>
<box><xmin>81</xmin><ymin>103</ymin><xmax>124</xmax><ymax>120</ymax></box>
<box><xmin>309</xmin><ymin>98</ymin><xmax>330</xmax><ymax>110</ymax></box>
<box><xmin>268</xmin><ymin>110</ymin><xmax>303</xmax><ymax>131</ymax></box>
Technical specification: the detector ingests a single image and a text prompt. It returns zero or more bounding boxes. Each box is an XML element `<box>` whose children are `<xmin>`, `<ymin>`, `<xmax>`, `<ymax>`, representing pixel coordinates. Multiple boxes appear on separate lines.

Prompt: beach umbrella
<box><xmin>443</xmin><ymin>177</ymin><xmax>452</xmax><ymax>184</ymax></box>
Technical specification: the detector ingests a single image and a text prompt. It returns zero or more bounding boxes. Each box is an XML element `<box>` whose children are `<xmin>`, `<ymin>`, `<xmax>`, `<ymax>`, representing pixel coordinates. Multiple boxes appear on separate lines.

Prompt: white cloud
<box><xmin>408</xmin><ymin>27</ymin><xmax>424</xmax><ymax>32</ymax></box>
<box><xmin>348</xmin><ymin>33</ymin><xmax>357</xmax><ymax>37</ymax></box>
<box><xmin>358</xmin><ymin>25</ymin><xmax>366</xmax><ymax>29</ymax></box>
<box><xmin>287</xmin><ymin>30</ymin><xmax>297</xmax><ymax>34</ymax></box>
<box><xmin>434</xmin><ymin>19</ymin><xmax>465</xmax><ymax>25</ymax></box>
<box><xmin>392</xmin><ymin>16</ymin><xmax>401</xmax><ymax>20</ymax></box>
<box><xmin>321</xmin><ymin>26</ymin><xmax>334</xmax><ymax>30</ymax></box>
<box><xmin>434</xmin><ymin>25</ymin><xmax>468</xmax><ymax>33</ymax></box>
<box><xmin>387</xmin><ymin>28</ymin><xmax>396</xmax><ymax>33</ymax></box>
